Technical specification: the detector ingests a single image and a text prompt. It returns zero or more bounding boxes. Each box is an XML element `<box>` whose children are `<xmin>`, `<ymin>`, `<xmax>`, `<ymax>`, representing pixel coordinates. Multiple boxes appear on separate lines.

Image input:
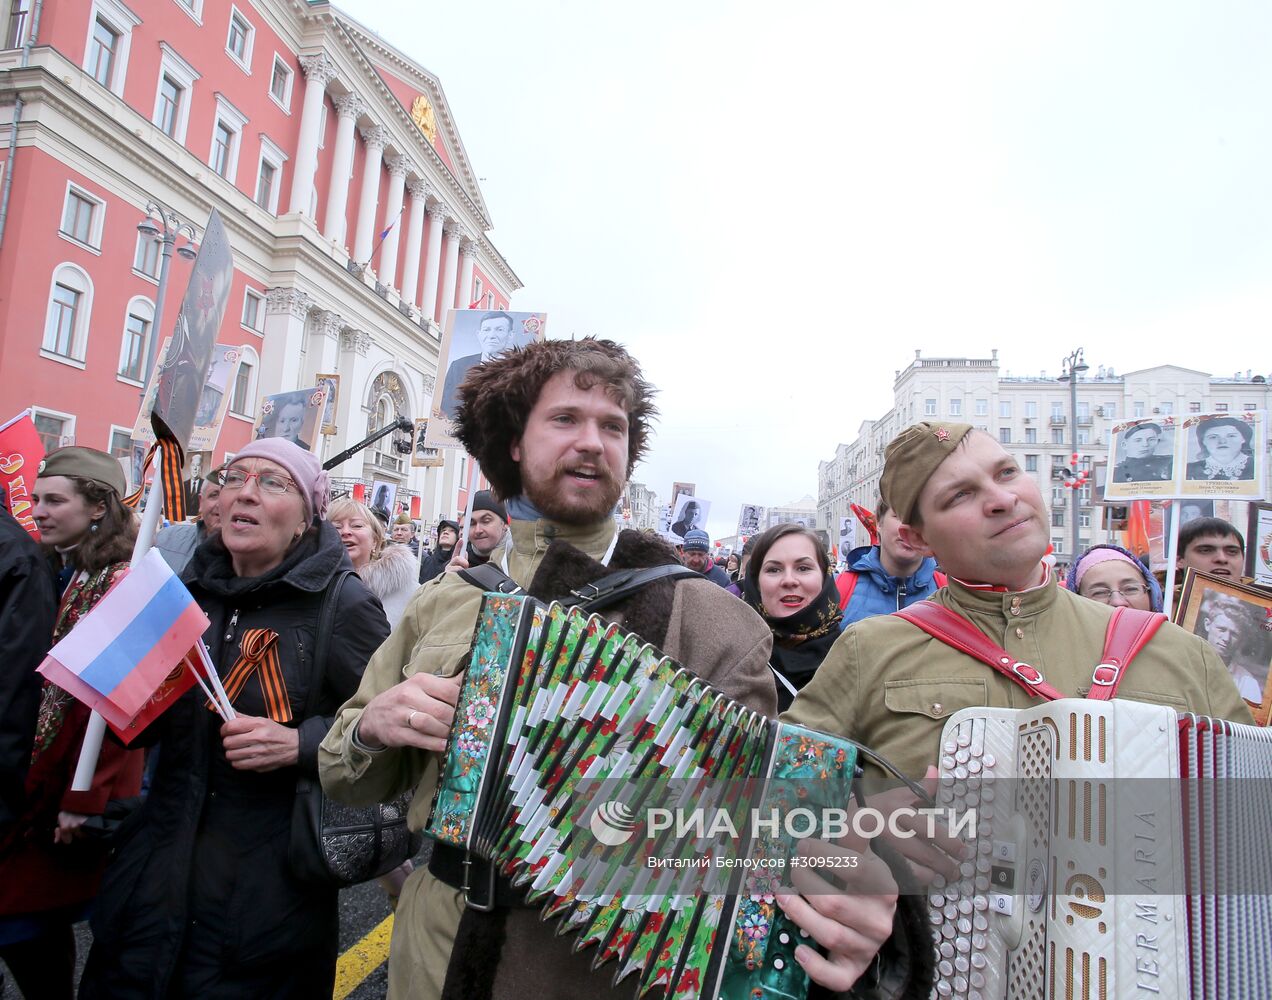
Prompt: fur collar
<box><xmin>357</xmin><ymin>542</ymin><xmax>417</xmax><ymax>603</ymax></box>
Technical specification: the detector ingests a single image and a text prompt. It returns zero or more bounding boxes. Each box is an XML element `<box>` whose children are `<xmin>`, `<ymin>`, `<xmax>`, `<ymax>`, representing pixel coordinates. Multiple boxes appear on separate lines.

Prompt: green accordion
<box><xmin>426</xmin><ymin>593</ymin><xmax>862</xmax><ymax>1000</ymax></box>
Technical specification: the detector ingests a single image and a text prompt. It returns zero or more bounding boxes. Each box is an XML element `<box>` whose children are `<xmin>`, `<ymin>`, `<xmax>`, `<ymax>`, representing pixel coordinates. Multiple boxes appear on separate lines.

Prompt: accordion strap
<box><xmin>895</xmin><ymin>601</ymin><xmax>1165</xmax><ymax>703</ymax></box>
<box><xmin>560</xmin><ymin>564</ymin><xmax>699</xmax><ymax>611</ymax></box>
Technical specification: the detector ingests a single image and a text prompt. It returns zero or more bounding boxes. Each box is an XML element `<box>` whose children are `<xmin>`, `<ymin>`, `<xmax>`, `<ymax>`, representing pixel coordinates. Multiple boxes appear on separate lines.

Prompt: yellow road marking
<box><xmin>334</xmin><ymin>913</ymin><xmax>394</xmax><ymax>1000</ymax></box>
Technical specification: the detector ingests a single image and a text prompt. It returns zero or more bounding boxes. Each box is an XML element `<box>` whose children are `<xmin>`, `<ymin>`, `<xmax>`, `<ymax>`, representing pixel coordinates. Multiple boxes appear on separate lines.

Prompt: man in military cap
<box><xmin>786</xmin><ymin>422</ymin><xmax>1251</xmax><ymax>797</ymax></box>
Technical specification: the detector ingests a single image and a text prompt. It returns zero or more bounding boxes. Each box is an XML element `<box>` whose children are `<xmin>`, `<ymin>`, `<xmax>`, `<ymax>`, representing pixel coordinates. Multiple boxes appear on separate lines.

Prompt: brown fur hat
<box><xmin>453</xmin><ymin>338</ymin><xmax>657</xmax><ymax>500</ymax></box>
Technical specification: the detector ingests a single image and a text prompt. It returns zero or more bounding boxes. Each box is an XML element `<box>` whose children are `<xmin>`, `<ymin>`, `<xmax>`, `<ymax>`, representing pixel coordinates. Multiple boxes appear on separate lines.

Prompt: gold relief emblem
<box><xmin>410</xmin><ymin>95</ymin><xmax>438</xmax><ymax>143</ymax></box>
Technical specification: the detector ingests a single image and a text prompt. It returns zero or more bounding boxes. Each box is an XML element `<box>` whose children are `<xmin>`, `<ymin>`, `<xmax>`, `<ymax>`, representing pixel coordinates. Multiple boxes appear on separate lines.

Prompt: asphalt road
<box><xmin>1</xmin><ymin>858</ymin><xmax>413</xmax><ymax>1000</ymax></box>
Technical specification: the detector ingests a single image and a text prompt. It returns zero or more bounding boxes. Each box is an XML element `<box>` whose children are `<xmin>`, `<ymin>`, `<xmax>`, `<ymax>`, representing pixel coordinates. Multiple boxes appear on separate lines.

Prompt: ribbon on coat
<box><xmin>207</xmin><ymin>628</ymin><xmax>293</xmax><ymax>723</ymax></box>
<box><xmin>122</xmin><ymin>438</ymin><xmax>187</xmax><ymax>522</ymax></box>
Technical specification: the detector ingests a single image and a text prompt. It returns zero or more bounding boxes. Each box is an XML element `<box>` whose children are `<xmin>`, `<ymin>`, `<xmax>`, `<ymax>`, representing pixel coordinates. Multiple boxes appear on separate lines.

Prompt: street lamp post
<box><xmin>136</xmin><ymin>202</ymin><xmax>197</xmax><ymax>400</ymax></box>
<box><xmin>1059</xmin><ymin>348</ymin><xmax>1089</xmax><ymax>562</ymax></box>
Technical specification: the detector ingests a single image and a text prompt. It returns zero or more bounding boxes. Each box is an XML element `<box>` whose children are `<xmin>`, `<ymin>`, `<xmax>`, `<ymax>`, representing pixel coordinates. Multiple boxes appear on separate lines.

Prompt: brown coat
<box><xmin>320</xmin><ymin>519</ymin><xmax>776</xmax><ymax>1000</ymax></box>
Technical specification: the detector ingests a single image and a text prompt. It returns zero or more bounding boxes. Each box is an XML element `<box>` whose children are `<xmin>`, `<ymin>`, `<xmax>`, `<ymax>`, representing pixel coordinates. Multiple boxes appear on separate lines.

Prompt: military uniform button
<box><xmin>931</xmin><ymin>702</ymin><xmax>944</xmax><ymax>716</ymax></box>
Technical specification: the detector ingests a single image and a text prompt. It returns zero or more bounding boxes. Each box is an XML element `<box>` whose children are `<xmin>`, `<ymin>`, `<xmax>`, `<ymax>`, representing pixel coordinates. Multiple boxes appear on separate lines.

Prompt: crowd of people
<box><xmin>0</xmin><ymin>335</ymin><xmax>1266</xmax><ymax>999</ymax></box>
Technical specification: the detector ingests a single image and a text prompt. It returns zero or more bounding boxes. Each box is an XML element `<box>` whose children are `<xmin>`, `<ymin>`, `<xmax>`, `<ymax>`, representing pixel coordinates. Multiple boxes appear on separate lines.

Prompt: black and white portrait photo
<box><xmin>370</xmin><ymin>479</ymin><xmax>397</xmax><ymax>516</ymax></box>
<box><xmin>1112</xmin><ymin>422</ymin><xmax>1174</xmax><ymax>483</ymax></box>
<box><xmin>1185</xmin><ymin>416</ymin><xmax>1257</xmax><ymax>483</ymax></box>
<box><xmin>669</xmin><ymin>494</ymin><xmax>710</xmax><ymax>541</ymax></box>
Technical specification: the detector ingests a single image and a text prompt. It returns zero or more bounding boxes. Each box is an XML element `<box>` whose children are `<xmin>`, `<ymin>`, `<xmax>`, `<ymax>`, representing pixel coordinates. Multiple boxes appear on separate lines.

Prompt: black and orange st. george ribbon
<box><xmin>122</xmin><ymin>438</ymin><xmax>188</xmax><ymax>522</ymax></box>
<box><xmin>207</xmin><ymin>628</ymin><xmax>292</xmax><ymax>723</ymax></box>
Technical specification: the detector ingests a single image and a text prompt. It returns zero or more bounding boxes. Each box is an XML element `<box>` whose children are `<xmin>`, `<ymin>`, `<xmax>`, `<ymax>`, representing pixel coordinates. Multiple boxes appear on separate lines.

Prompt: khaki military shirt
<box><xmin>785</xmin><ymin>576</ymin><xmax>1252</xmax><ymax>783</ymax></box>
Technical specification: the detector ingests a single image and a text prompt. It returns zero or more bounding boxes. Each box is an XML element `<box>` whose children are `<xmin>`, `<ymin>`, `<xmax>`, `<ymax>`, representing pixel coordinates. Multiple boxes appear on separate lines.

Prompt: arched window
<box><xmin>117</xmin><ymin>295</ymin><xmax>155</xmax><ymax>382</ymax></box>
<box><xmin>230</xmin><ymin>345</ymin><xmax>260</xmax><ymax>417</ymax></box>
<box><xmin>42</xmin><ymin>263</ymin><xmax>93</xmax><ymax>363</ymax></box>
<box><xmin>364</xmin><ymin>371</ymin><xmax>411</xmax><ymax>477</ymax></box>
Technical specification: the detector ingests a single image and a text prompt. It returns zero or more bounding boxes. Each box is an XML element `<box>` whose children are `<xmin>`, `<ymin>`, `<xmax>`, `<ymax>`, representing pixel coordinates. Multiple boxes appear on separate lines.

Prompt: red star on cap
<box><xmin>934</xmin><ymin>428</ymin><xmax>950</xmax><ymax>442</ymax></box>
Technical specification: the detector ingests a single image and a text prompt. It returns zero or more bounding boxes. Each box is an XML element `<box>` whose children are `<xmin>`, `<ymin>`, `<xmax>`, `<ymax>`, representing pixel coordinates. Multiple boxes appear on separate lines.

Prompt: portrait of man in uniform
<box><xmin>1112</xmin><ymin>422</ymin><xmax>1173</xmax><ymax>483</ymax></box>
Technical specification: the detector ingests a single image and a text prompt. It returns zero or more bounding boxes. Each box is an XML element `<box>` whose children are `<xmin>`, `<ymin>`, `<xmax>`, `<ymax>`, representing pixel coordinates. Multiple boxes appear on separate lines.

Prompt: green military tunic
<box><xmin>319</xmin><ymin>516</ymin><xmax>776</xmax><ymax>1000</ymax></box>
<box><xmin>785</xmin><ymin>574</ymin><xmax>1252</xmax><ymax>784</ymax></box>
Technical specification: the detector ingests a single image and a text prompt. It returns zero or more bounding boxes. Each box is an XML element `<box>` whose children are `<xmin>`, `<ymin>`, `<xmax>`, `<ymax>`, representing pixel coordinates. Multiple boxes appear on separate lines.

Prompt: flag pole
<box><xmin>1162</xmin><ymin>501</ymin><xmax>1182</xmax><ymax>620</ymax></box>
<box><xmin>457</xmin><ymin>457</ymin><xmax>481</xmax><ymax>557</ymax></box>
<box><xmin>70</xmin><ymin>462</ymin><xmax>167</xmax><ymax>791</ymax></box>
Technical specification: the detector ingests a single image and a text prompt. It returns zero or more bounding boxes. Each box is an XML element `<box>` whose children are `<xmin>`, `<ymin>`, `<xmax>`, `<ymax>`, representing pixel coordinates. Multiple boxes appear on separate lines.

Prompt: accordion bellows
<box><xmin>427</xmin><ymin>594</ymin><xmax>862</xmax><ymax>1000</ymax></box>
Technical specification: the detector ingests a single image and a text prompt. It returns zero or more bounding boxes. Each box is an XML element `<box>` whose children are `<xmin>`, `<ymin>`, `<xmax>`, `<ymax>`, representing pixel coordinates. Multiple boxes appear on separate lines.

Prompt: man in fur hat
<box><xmin>321</xmin><ymin>339</ymin><xmax>905</xmax><ymax>1000</ymax></box>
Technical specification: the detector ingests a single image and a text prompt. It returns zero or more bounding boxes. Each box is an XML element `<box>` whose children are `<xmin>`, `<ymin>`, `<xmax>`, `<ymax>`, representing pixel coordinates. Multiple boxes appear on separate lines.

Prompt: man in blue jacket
<box><xmin>837</xmin><ymin>498</ymin><xmax>945</xmax><ymax>629</ymax></box>
<box><xmin>680</xmin><ymin>528</ymin><xmax>731</xmax><ymax>587</ymax></box>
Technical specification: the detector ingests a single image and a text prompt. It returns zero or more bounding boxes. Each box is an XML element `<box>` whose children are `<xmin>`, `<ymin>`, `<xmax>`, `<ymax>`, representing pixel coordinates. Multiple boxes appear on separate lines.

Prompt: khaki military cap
<box><xmin>880</xmin><ymin>421</ymin><xmax>973</xmax><ymax>524</ymax></box>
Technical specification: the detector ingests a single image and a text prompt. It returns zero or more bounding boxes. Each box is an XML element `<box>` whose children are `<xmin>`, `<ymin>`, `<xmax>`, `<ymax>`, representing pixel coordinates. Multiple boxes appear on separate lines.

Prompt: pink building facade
<box><xmin>0</xmin><ymin>0</ymin><xmax>519</xmax><ymax>522</ymax></box>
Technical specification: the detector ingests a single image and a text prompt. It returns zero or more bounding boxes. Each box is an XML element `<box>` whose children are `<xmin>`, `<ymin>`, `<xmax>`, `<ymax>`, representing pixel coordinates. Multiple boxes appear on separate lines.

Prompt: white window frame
<box><xmin>253</xmin><ymin>135</ymin><xmax>288</xmax><ymax>214</ymax></box>
<box><xmin>107</xmin><ymin>424</ymin><xmax>134</xmax><ymax>458</ymax></box>
<box><xmin>171</xmin><ymin>0</ymin><xmax>202</xmax><ymax>25</ymax></box>
<box><xmin>152</xmin><ymin>42</ymin><xmax>200</xmax><ymax>144</ymax></box>
<box><xmin>268</xmin><ymin>53</ymin><xmax>293</xmax><ymax>113</ymax></box>
<box><xmin>241</xmin><ymin>287</ymin><xmax>264</xmax><ymax>334</ymax></box>
<box><xmin>59</xmin><ymin>182</ymin><xmax>105</xmax><ymax>252</ymax></box>
<box><xmin>923</xmin><ymin>398</ymin><xmax>937</xmax><ymax>416</ymax></box>
<box><xmin>228</xmin><ymin>345</ymin><xmax>260</xmax><ymax>419</ymax></box>
<box><xmin>948</xmin><ymin>398</ymin><xmax>962</xmax><ymax>416</ymax></box>
<box><xmin>208</xmin><ymin>93</ymin><xmax>248</xmax><ymax>183</ymax></box>
<box><xmin>41</xmin><ymin>263</ymin><xmax>93</xmax><ymax>366</ymax></box>
<box><xmin>116</xmin><ymin>294</ymin><xmax>155</xmax><ymax>385</ymax></box>
<box><xmin>999</xmin><ymin>400</ymin><xmax>1012</xmax><ymax>419</ymax></box>
<box><xmin>133</xmin><ymin>229</ymin><xmax>160</xmax><ymax>282</ymax></box>
<box><xmin>82</xmin><ymin>0</ymin><xmax>139</xmax><ymax>96</ymax></box>
<box><xmin>224</xmin><ymin>5</ymin><xmax>254</xmax><ymax>72</ymax></box>
<box><xmin>31</xmin><ymin>406</ymin><xmax>77</xmax><ymax>452</ymax></box>
<box><xmin>5</xmin><ymin>0</ymin><xmax>30</xmax><ymax>48</ymax></box>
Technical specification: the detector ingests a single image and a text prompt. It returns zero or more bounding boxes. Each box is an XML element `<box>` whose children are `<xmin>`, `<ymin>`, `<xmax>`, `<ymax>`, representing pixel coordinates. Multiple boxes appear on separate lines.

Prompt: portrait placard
<box><xmin>427</xmin><ymin>309</ymin><xmax>546</xmax><ymax>449</ymax></box>
<box><xmin>1104</xmin><ymin>418</ymin><xmax>1177</xmax><ymax>500</ymax></box>
<box><xmin>668</xmin><ymin>494</ymin><xmax>710</xmax><ymax>542</ymax></box>
<box><xmin>1175</xmin><ymin>569</ymin><xmax>1272</xmax><ymax>725</ymax></box>
<box><xmin>133</xmin><ymin>341</ymin><xmax>245</xmax><ymax>453</ymax></box>
<box><xmin>736</xmin><ymin>503</ymin><xmax>766</xmax><ymax>540</ymax></box>
<box><xmin>370</xmin><ymin>480</ymin><xmax>397</xmax><ymax>515</ymax></box>
<box><xmin>412</xmin><ymin>418</ymin><xmax>445</xmax><ymax>468</ymax></box>
<box><xmin>1248</xmin><ymin>503</ymin><xmax>1272</xmax><ymax>588</ymax></box>
<box><xmin>316</xmin><ymin>374</ymin><xmax>340</xmax><ymax>436</ymax></box>
<box><xmin>671</xmin><ymin>482</ymin><xmax>696</xmax><ymax>505</ymax></box>
<box><xmin>1180</xmin><ymin>412</ymin><xmax>1264</xmax><ymax>499</ymax></box>
<box><xmin>252</xmin><ymin>385</ymin><xmax>327</xmax><ymax>453</ymax></box>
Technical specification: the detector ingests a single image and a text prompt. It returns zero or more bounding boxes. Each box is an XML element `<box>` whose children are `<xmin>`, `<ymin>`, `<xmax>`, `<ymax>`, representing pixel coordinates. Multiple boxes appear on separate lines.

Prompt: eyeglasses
<box><xmin>1084</xmin><ymin>584</ymin><xmax>1147</xmax><ymax>602</ymax></box>
<box><xmin>218</xmin><ymin>469</ymin><xmax>297</xmax><ymax>495</ymax></box>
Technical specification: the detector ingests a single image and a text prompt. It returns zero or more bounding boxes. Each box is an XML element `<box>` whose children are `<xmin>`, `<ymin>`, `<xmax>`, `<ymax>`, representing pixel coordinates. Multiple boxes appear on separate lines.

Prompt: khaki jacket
<box><xmin>319</xmin><ymin>516</ymin><xmax>776</xmax><ymax>1000</ymax></box>
<box><xmin>785</xmin><ymin>575</ymin><xmax>1252</xmax><ymax>784</ymax></box>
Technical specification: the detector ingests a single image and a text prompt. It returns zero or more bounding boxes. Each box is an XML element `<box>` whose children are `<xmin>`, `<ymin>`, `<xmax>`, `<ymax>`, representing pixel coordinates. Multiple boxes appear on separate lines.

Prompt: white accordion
<box><xmin>928</xmin><ymin>698</ymin><xmax>1272</xmax><ymax>1000</ymax></box>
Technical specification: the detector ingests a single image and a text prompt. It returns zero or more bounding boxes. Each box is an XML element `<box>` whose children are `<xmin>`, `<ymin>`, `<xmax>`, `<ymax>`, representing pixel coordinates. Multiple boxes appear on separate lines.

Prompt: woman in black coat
<box><xmin>81</xmin><ymin>440</ymin><xmax>390</xmax><ymax>999</ymax></box>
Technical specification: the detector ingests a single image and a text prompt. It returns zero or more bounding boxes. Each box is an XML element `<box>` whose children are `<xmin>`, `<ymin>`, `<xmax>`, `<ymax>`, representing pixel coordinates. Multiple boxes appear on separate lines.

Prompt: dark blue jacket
<box><xmin>699</xmin><ymin>559</ymin><xmax>731</xmax><ymax>588</ymax></box>
<box><xmin>837</xmin><ymin>544</ymin><xmax>944</xmax><ymax>630</ymax></box>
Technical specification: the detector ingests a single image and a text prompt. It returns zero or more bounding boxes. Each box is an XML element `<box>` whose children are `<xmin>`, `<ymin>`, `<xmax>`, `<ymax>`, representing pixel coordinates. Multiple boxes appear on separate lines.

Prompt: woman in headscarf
<box><xmin>1065</xmin><ymin>543</ymin><xmax>1164</xmax><ymax>612</ymax></box>
<box><xmin>741</xmin><ymin>522</ymin><xmax>843</xmax><ymax>710</ymax></box>
<box><xmin>81</xmin><ymin>439</ymin><xmax>390</xmax><ymax>999</ymax></box>
<box><xmin>0</xmin><ymin>448</ymin><xmax>142</xmax><ymax>1000</ymax></box>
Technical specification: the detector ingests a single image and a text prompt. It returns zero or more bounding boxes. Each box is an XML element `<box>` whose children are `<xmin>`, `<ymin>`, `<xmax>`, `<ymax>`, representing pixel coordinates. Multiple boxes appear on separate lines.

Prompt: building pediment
<box><xmin>1121</xmin><ymin>364</ymin><xmax>1212</xmax><ymax>381</ymax></box>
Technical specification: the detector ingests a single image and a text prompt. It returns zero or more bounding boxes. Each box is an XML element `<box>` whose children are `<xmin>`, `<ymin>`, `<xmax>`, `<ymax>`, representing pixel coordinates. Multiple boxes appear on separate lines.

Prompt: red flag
<box><xmin>410</xmin><ymin>495</ymin><xmax>422</xmax><ymax>519</ymax></box>
<box><xmin>352</xmin><ymin>483</ymin><xmax>366</xmax><ymax>502</ymax></box>
<box><xmin>108</xmin><ymin>647</ymin><xmax>201</xmax><ymax>744</ymax></box>
<box><xmin>0</xmin><ymin>410</ymin><xmax>45</xmax><ymax>539</ymax></box>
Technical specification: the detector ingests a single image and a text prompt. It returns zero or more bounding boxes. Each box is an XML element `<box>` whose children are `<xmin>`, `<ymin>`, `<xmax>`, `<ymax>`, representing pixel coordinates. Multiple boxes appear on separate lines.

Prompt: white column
<box><xmin>259</xmin><ymin>288</ymin><xmax>314</xmax><ymax>394</ymax></box>
<box><xmin>377</xmin><ymin>156</ymin><xmax>408</xmax><ymax>289</ymax></box>
<box><xmin>439</xmin><ymin>221</ymin><xmax>462</xmax><ymax>322</ymax></box>
<box><xmin>289</xmin><ymin>54</ymin><xmax>336</xmax><ymax>217</ymax></box>
<box><xmin>457</xmin><ymin>241</ymin><xmax>478</xmax><ymax>309</ymax></box>
<box><xmin>323</xmin><ymin>92</ymin><xmax>364</xmax><ymax>245</ymax></box>
<box><xmin>420</xmin><ymin>201</ymin><xmax>447</xmax><ymax>319</ymax></box>
<box><xmin>330</xmin><ymin>327</ymin><xmax>376</xmax><ymax>477</ymax></box>
<box><xmin>400</xmin><ymin>179</ymin><xmax>429</xmax><ymax>305</ymax></box>
<box><xmin>352</xmin><ymin>124</ymin><xmax>388</xmax><ymax>265</ymax></box>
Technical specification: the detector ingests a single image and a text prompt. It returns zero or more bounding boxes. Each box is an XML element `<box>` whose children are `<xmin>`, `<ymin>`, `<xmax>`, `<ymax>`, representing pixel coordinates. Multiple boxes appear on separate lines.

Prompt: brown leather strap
<box><xmin>1086</xmin><ymin>606</ymin><xmax>1166</xmax><ymax>701</ymax></box>
<box><xmin>895</xmin><ymin>601</ymin><xmax>1165</xmax><ymax>703</ymax></box>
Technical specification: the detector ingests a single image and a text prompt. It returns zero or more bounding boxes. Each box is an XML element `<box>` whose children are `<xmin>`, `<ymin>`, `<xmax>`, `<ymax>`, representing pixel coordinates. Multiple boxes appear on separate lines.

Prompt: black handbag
<box><xmin>287</xmin><ymin>570</ymin><xmax>422</xmax><ymax>887</ymax></box>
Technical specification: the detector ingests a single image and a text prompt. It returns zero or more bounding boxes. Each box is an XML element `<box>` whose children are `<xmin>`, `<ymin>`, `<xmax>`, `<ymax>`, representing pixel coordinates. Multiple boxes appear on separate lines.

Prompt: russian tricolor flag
<box><xmin>38</xmin><ymin>549</ymin><xmax>210</xmax><ymax>732</ymax></box>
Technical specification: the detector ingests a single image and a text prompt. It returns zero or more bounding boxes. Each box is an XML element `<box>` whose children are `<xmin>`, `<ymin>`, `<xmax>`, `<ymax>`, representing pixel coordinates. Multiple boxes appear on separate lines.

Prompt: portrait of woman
<box><xmin>1185</xmin><ymin>416</ymin><xmax>1256</xmax><ymax>481</ymax></box>
<box><xmin>254</xmin><ymin>390</ymin><xmax>319</xmax><ymax>452</ymax></box>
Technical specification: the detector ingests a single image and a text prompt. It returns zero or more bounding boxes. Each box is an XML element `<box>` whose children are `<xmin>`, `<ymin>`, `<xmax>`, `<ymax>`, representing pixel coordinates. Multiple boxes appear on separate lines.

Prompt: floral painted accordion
<box><xmin>928</xmin><ymin>698</ymin><xmax>1272</xmax><ymax>1000</ymax></box>
<box><xmin>426</xmin><ymin>593</ymin><xmax>862</xmax><ymax>1000</ymax></box>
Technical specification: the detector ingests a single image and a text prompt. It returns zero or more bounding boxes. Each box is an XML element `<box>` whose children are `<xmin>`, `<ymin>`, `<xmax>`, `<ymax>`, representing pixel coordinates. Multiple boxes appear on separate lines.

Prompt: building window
<box><xmin>1158</xmin><ymin>401</ymin><xmax>1173</xmax><ymax>416</ymax></box>
<box><xmin>60</xmin><ymin>187</ymin><xmax>102</xmax><ymax>248</ymax></box>
<box><xmin>1079</xmin><ymin>512</ymin><xmax>1091</xmax><ymax>528</ymax></box>
<box><xmin>33</xmin><ymin>411</ymin><xmax>72</xmax><ymax>453</ymax></box>
<box><xmin>153</xmin><ymin>44</ymin><xmax>200</xmax><ymax>143</ymax></box>
<box><xmin>1025</xmin><ymin>454</ymin><xmax>1038</xmax><ymax>472</ymax></box>
<box><xmin>924</xmin><ymin>398</ymin><xmax>936</xmax><ymax>416</ymax></box>
<box><xmin>1076</xmin><ymin>401</ymin><xmax>1089</xmax><ymax>420</ymax></box>
<box><xmin>1188</xmin><ymin>401</ymin><xmax>1201</xmax><ymax>413</ymax></box>
<box><xmin>1133</xmin><ymin>401</ymin><xmax>1145</xmax><ymax>418</ymax></box>
<box><xmin>1077</xmin><ymin>429</ymin><xmax>1089</xmax><ymax>445</ymax></box>
<box><xmin>1103</xmin><ymin>402</ymin><xmax>1116</xmax><ymax>419</ymax></box>
<box><xmin>42</xmin><ymin>264</ymin><xmax>92</xmax><ymax>362</ymax></box>
<box><xmin>133</xmin><ymin>230</ymin><xmax>159</xmax><ymax>278</ymax></box>
<box><xmin>948</xmin><ymin>399</ymin><xmax>962</xmax><ymax>416</ymax></box>
<box><xmin>1052</xmin><ymin>509</ymin><xmax>1065</xmax><ymax>527</ymax></box>
<box><xmin>1244</xmin><ymin>402</ymin><xmax>1257</xmax><ymax>412</ymax></box>
<box><xmin>209</xmin><ymin>95</ymin><xmax>247</xmax><ymax>182</ymax></box>
<box><xmin>1050</xmin><ymin>427</ymin><xmax>1065</xmax><ymax>444</ymax></box>
<box><xmin>229</xmin><ymin>348</ymin><xmax>259</xmax><ymax>416</ymax></box>
<box><xmin>253</xmin><ymin>136</ymin><xmax>287</xmax><ymax>213</ymax></box>
<box><xmin>108</xmin><ymin>428</ymin><xmax>132</xmax><ymax>457</ymax></box>
<box><xmin>998</xmin><ymin>427</ymin><xmax>1011</xmax><ymax>444</ymax></box>
<box><xmin>1025</xmin><ymin>401</ymin><xmax>1038</xmax><ymax>418</ymax></box>
<box><xmin>241</xmin><ymin>288</ymin><xmax>263</xmax><ymax>333</ymax></box>
<box><xmin>87</xmin><ymin>18</ymin><xmax>119</xmax><ymax>86</ymax></box>
<box><xmin>6</xmin><ymin>0</ymin><xmax>29</xmax><ymax>48</ymax></box>
<box><xmin>999</xmin><ymin>400</ymin><xmax>1011</xmax><ymax>419</ymax></box>
<box><xmin>117</xmin><ymin>297</ymin><xmax>154</xmax><ymax>382</ymax></box>
<box><xmin>975</xmin><ymin>398</ymin><xmax>988</xmax><ymax>417</ymax></box>
<box><xmin>225</xmin><ymin>7</ymin><xmax>253</xmax><ymax>68</ymax></box>
<box><xmin>269</xmin><ymin>55</ymin><xmax>292</xmax><ymax>110</ymax></box>
<box><xmin>1215</xmin><ymin>402</ymin><xmax>1229</xmax><ymax>412</ymax></box>
<box><xmin>1025</xmin><ymin>427</ymin><xmax>1037</xmax><ymax>443</ymax></box>
<box><xmin>172</xmin><ymin>0</ymin><xmax>203</xmax><ymax>22</ymax></box>
<box><xmin>1050</xmin><ymin>401</ymin><xmax>1064</xmax><ymax>420</ymax></box>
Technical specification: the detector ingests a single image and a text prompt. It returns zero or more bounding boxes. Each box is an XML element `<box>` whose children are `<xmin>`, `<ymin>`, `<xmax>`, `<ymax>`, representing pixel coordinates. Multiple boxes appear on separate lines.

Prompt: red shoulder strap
<box><xmin>836</xmin><ymin>571</ymin><xmax>859</xmax><ymax>611</ymax></box>
<box><xmin>1086</xmin><ymin>607</ymin><xmax>1166</xmax><ymax>701</ymax></box>
<box><xmin>933</xmin><ymin>571</ymin><xmax>948</xmax><ymax>588</ymax></box>
<box><xmin>894</xmin><ymin>602</ymin><xmax>1068</xmax><ymax>702</ymax></box>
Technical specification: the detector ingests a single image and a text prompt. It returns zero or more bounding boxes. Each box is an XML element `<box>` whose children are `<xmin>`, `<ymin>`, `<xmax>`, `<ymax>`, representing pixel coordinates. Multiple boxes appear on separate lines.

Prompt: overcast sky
<box><xmin>342</xmin><ymin>0</ymin><xmax>1271</xmax><ymax>541</ymax></box>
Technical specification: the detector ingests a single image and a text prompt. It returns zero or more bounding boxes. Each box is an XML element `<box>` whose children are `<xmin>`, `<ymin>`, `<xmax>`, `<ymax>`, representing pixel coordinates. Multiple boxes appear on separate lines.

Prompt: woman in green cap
<box><xmin>0</xmin><ymin>446</ymin><xmax>143</xmax><ymax>1000</ymax></box>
